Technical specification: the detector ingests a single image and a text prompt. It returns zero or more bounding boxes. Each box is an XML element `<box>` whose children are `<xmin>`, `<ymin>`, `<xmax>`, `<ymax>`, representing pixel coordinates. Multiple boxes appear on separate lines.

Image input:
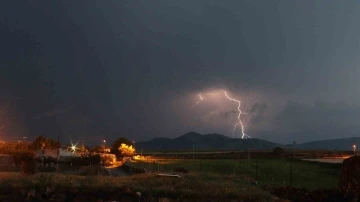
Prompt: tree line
<box><xmin>0</xmin><ymin>136</ymin><xmax>135</xmax><ymax>163</ymax></box>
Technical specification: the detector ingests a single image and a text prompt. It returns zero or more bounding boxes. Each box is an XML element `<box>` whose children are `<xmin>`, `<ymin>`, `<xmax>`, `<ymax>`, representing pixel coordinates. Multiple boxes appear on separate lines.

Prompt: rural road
<box><xmin>105</xmin><ymin>162</ymin><xmax>128</xmax><ymax>176</ymax></box>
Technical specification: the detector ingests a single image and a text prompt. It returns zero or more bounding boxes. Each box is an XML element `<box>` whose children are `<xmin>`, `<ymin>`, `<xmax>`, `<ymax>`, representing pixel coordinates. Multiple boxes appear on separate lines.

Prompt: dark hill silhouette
<box><xmin>292</xmin><ymin>137</ymin><xmax>360</xmax><ymax>150</ymax></box>
<box><xmin>136</xmin><ymin>132</ymin><xmax>281</xmax><ymax>151</ymax></box>
<box><xmin>136</xmin><ymin>133</ymin><xmax>360</xmax><ymax>151</ymax></box>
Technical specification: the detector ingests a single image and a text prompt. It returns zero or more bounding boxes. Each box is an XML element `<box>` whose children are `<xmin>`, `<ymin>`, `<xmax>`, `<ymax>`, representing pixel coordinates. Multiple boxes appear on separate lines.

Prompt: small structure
<box><xmin>35</xmin><ymin>149</ymin><xmax>78</xmax><ymax>161</ymax></box>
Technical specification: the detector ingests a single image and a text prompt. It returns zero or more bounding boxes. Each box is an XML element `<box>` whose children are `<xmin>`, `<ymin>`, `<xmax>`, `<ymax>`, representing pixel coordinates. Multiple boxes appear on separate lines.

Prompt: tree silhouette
<box><xmin>111</xmin><ymin>137</ymin><xmax>131</xmax><ymax>158</ymax></box>
<box><xmin>31</xmin><ymin>136</ymin><xmax>59</xmax><ymax>150</ymax></box>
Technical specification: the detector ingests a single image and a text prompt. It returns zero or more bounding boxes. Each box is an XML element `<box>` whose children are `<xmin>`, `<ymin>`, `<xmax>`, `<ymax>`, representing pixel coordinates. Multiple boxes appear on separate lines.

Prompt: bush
<box><xmin>88</xmin><ymin>154</ymin><xmax>101</xmax><ymax>165</ymax></box>
<box><xmin>21</xmin><ymin>159</ymin><xmax>38</xmax><ymax>176</ymax></box>
<box><xmin>119</xmin><ymin>143</ymin><xmax>136</xmax><ymax>157</ymax></box>
<box><xmin>13</xmin><ymin>152</ymin><xmax>34</xmax><ymax>166</ymax></box>
<box><xmin>72</xmin><ymin>153</ymin><xmax>102</xmax><ymax>167</ymax></box>
<box><xmin>78</xmin><ymin>165</ymin><xmax>111</xmax><ymax>176</ymax></box>
<box><xmin>272</xmin><ymin>147</ymin><xmax>285</xmax><ymax>157</ymax></box>
<box><xmin>101</xmin><ymin>155</ymin><xmax>116</xmax><ymax>166</ymax></box>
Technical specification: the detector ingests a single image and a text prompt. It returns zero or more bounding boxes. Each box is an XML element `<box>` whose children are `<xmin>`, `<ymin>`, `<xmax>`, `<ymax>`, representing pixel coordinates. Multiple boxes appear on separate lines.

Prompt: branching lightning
<box><xmin>192</xmin><ymin>90</ymin><xmax>251</xmax><ymax>139</ymax></box>
<box><xmin>192</xmin><ymin>93</ymin><xmax>203</xmax><ymax>107</ymax></box>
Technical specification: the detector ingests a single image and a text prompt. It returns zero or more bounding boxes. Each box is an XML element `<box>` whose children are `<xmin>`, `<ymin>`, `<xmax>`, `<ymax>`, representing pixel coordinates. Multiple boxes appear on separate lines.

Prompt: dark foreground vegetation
<box><xmin>0</xmin><ymin>172</ymin><xmax>273</xmax><ymax>202</ymax></box>
<box><xmin>0</xmin><ymin>137</ymin><xmax>355</xmax><ymax>202</ymax></box>
<box><xmin>125</xmin><ymin>158</ymin><xmax>354</xmax><ymax>202</ymax></box>
<box><xmin>129</xmin><ymin>158</ymin><xmax>341</xmax><ymax>189</ymax></box>
<box><xmin>0</xmin><ymin>157</ymin><xmax>355</xmax><ymax>202</ymax></box>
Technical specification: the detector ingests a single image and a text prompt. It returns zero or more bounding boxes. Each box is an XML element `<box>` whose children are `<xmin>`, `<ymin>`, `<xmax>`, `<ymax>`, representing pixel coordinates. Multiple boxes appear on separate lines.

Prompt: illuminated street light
<box><xmin>71</xmin><ymin>145</ymin><xmax>76</xmax><ymax>153</ymax></box>
<box><xmin>353</xmin><ymin>143</ymin><xmax>357</xmax><ymax>155</ymax></box>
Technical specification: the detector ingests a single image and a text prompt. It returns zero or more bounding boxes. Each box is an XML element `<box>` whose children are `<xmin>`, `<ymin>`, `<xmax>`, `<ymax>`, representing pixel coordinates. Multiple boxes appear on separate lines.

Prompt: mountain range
<box><xmin>135</xmin><ymin>132</ymin><xmax>359</xmax><ymax>152</ymax></box>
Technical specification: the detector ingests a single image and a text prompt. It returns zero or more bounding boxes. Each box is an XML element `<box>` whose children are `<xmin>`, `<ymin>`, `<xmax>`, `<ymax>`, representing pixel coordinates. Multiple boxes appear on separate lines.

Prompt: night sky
<box><xmin>1</xmin><ymin>1</ymin><xmax>360</xmax><ymax>144</ymax></box>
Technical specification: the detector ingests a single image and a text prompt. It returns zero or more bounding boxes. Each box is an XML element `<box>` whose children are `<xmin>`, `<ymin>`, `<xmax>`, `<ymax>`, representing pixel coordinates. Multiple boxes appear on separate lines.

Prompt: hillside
<box><xmin>135</xmin><ymin>132</ymin><xmax>281</xmax><ymax>151</ymax></box>
<box><xmin>136</xmin><ymin>133</ymin><xmax>360</xmax><ymax>152</ymax></box>
<box><xmin>293</xmin><ymin>137</ymin><xmax>360</xmax><ymax>150</ymax></box>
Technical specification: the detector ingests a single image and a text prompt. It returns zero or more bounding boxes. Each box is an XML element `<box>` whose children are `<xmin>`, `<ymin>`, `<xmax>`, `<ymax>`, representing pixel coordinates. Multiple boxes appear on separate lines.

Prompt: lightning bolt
<box><xmin>192</xmin><ymin>90</ymin><xmax>251</xmax><ymax>139</ymax></box>
<box><xmin>221</xmin><ymin>90</ymin><xmax>250</xmax><ymax>139</ymax></box>
<box><xmin>192</xmin><ymin>93</ymin><xmax>203</xmax><ymax>107</ymax></box>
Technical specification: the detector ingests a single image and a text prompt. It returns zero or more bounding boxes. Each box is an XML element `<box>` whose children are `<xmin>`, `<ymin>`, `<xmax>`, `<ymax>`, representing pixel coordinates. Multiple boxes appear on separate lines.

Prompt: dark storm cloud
<box><xmin>250</xmin><ymin>103</ymin><xmax>267</xmax><ymax>114</ymax></box>
<box><xmin>0</xmin><ymin>1</ymin><xmax>117</xmax><ymax>142</ymax></box>
<box><xmin>249</xmin><ymin>102</ymin><xmax>268</xmax><ymax>125</ymax></box>
<box><xmin>32</xmin><ymin>107</ymin><xmax>71</xmax><ymax>120</ymax></box>
<box><xmin>108</xmin><ymin>1</ymin><xmax>360</xmax><ymax>97</ymax></box>
<box><xmin>69</xmin><ymin>115</ymin><xmax>93</xmax><ymax>126</ymax></box>
<box><xmin>1</xmin><ymin>1</ymin><xmax>360</xmax><ymax>143</ymax></box>
<box><xmin>223</xmin><ymin>110</ymin><xmax>238</xmax><ymax>121</ymax></box>
<box><xmin>0</xmin><ymin>103</ymin><xmax>10</xmax><ymax>116</ymax></box>
<box><xmin>261</xmin><ymin>100</ymin><xmax>360</xmax><ymax>143</ymax></box>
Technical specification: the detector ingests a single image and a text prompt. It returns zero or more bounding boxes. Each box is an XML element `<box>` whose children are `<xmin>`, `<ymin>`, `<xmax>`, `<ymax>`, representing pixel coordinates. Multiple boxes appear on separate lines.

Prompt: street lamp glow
<box><xmin>353</xmin><ymin>143</ymin><xmax>357</xmax><ymax>155</ymax></box>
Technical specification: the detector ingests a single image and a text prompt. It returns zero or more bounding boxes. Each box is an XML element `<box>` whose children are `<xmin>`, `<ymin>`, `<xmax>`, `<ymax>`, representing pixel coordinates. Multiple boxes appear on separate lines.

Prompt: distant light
<box><xmin>71</xmin><ymin>146</ymin><xmax>76</xmax><ymax>151</ymax></box>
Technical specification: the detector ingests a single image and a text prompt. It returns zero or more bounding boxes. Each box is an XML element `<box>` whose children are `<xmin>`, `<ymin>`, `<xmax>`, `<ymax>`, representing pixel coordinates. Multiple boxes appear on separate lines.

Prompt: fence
<box><xmin>126</xmin><ymin>158</ymin><xmax>341</xmax><ymax>189</ymax></box>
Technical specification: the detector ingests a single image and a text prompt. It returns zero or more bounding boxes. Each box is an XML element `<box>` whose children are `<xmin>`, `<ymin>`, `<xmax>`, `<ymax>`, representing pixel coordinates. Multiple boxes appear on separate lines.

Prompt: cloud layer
<box><xmin>1</xmin><ymin>1</ymin><xmax>360</xmax><ymax>144</ymax></box>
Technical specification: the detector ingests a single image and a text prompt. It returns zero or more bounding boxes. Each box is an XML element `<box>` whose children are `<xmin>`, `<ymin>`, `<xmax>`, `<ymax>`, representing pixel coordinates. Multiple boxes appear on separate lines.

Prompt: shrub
<box><xmin>272</xmin><ymin>147</ymin><xmax>285</xmax><ymax>157</ymax></box>
<box><xmin>12</xmin><ymin>152</ymin><xmax>34</xmax><ymax>166</ymax></box>
<box><xmin>101</xmin><ymin>154</ymin><xmax>116</xmax><ymax>166</ymax></box>
<box><xmin>119</xmin><ymin>143</ymin><xmax>136</xmax><ymax>157</ymax></box>
<box><xmin>21</xmin><ymin>159</ymin><xmax>38</xmax><ymax>176</ymax></box>
<box><xmin>72</xmin><ymin>153</ymin><xmax>102</xmax><ymax>167</ymax></box>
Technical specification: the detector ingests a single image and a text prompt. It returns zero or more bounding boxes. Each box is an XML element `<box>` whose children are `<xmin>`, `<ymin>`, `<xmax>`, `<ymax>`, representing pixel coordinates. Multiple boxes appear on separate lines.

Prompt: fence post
<box><xmin>290</xmin><ymin>162</ymin><xmax>293</xmax><ymax>197</ymax></box>
<box><xmin>255</xmin><ymin>160</ymin><xmax>258</xmax><ymax>182</ymax></box>
<box><xmin>199</xmin><ymin>159</ymin><xmax>202</xmax><ymax>172</ymax></box>
<box><xmin>290</xmin><ymin>163</ymin><xmax>293</xmax><ymax>187</ymax></box>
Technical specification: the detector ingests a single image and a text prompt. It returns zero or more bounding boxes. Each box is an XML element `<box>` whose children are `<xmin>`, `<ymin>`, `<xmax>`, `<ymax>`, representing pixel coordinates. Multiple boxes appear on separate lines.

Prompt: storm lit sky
<box><xmin>1</xmin><ymin>1</ymin><xmax>360</xmax><ymax>144</ymax></box>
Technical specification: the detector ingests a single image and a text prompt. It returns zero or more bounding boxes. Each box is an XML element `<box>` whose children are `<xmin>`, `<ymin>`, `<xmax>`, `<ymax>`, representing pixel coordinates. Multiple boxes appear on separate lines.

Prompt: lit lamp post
<box><xmin>71</xmin><ymin>145</ymin><xmax>76</xmax><ymax>154</ymax></box>
<box><xmin>353</xmin><ymin>143</ymin><xmax>357</xmax><ymax>155</ymax></box>
<box><xmin>103</xmin><ymin>139</ymin><xmax>106</xmax><ymax>153</ymax></box>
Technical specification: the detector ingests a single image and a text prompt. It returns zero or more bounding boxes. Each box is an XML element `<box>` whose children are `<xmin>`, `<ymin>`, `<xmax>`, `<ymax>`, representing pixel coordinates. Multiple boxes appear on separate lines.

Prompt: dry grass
<box><xmin>0</xmin><ymin>172</ymin><xmax>273</xmax><ymax>201</ymax></box>
<box><xmin>128</xmin><ymin>158</ymin><xmax>341</xmax><ymax>190</ymax></box>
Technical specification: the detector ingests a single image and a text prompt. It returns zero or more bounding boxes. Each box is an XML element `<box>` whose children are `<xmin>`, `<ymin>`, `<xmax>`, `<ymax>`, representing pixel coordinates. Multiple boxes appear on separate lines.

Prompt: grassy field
<box><xmin>0</xmin><ymin>158</ymin><xmax>343</xmax><ymax>201</ymax></box>
<box><xmin>128</xmin><ymin>158</ymin><xmax>341</xmax><ymax>190</ymax></box>
<box><xmin>0</xmin><ymin>172</ymin><xmax>273</xmax><ymax>202</ymax></box>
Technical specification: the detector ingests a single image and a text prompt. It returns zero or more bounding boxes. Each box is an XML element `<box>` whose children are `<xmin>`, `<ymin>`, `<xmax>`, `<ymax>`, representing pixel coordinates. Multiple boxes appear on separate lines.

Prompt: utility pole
<box><xmin>293</xmin><ymin>141</ymin><xmax>296</xmax><ymax>158</ymax></box>
<box><xmin>56</xmin><ymin>128</ymin><xmax>61</xmax><ymax>172</ymax></box>
<box><xmin>353</xmin><ymin>142</ymin><xmax>357</xmax><ymax>155</ymax></box>
<box><xmin>103</xmin><ymin>139</ymin><xmax>106</xmax><ymax>153</ymax></box>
